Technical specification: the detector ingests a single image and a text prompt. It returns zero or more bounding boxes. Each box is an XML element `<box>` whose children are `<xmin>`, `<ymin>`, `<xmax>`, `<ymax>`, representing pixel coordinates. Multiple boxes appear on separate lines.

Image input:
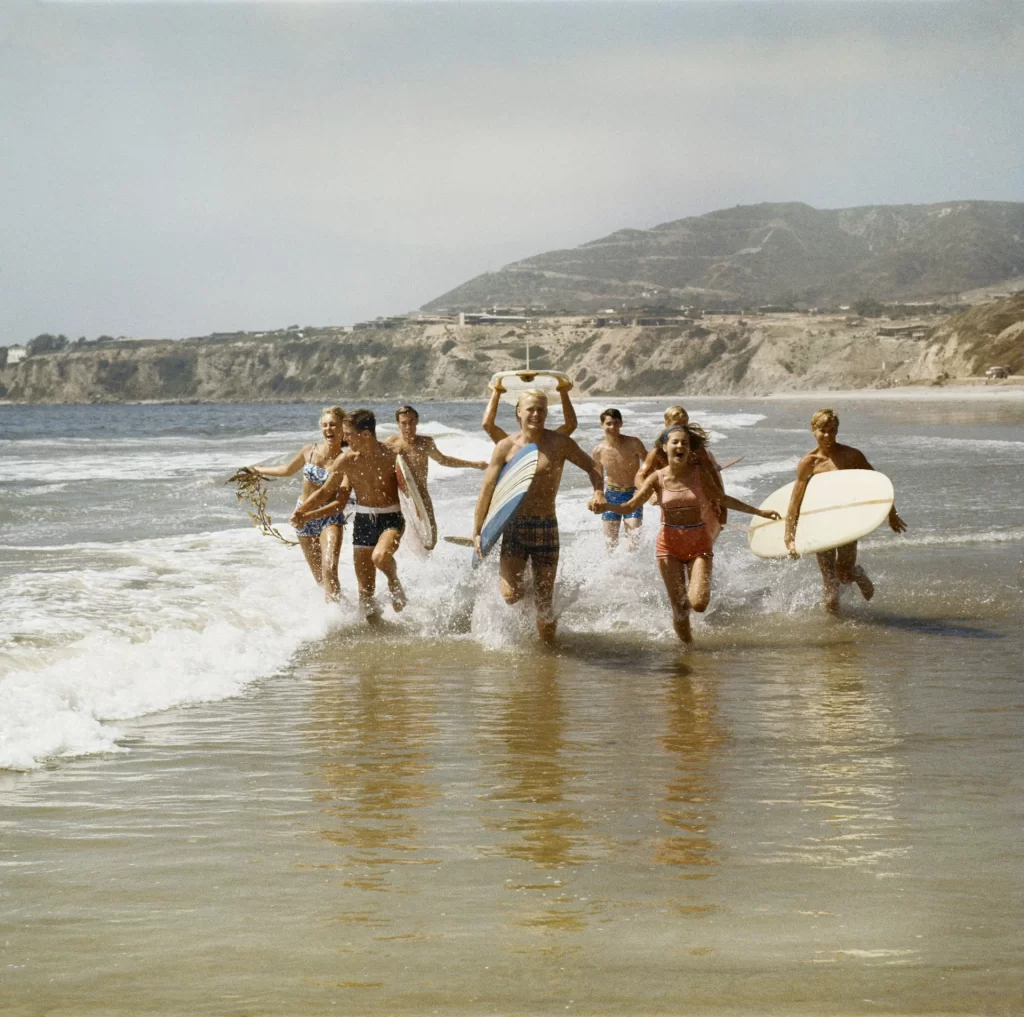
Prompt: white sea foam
<box><xmin>0</xmin><ymin>528</ymin><xmax>342</xmax><ymax>770</ymax></box>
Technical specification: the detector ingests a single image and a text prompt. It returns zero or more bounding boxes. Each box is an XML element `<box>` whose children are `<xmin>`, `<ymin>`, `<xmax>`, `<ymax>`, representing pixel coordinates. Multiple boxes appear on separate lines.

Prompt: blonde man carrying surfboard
<box><xmin>474</xmin><ymin>390</ymin><xmax>604</xmax><ymax>645</ymax></box>
<box><xmin>292</xmin><ymin>409</ymin><xmax>408</xmax><ymax>619</ymax></box>
<box><xmin>786</xmin><ymin>408</ymin><xmax>907</xmax><ymax>614</ymax></box>
<box><xmin>386</xmin><ymin>405</ymin><xmax>488</xmax><ymax>546</ymax></box>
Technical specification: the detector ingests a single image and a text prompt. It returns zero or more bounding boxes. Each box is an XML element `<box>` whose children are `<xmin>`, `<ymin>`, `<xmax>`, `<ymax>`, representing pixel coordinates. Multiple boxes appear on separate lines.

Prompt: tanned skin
<box><xmin>596</xmin><ymin>429</ymin><xmax>779</xmax><ymax>643</ymax></box>
<box><xmin>592</xmin><ymin>413</ymin><xmax>647</xmax><ymax>551</ymax></box>
<box><xmin>785</xmin><ymin>414</ymin><xmax>907</xmax><ymax>614</ymax></box>
<box><xmin>292</xmin><ymin>417</ymin><xmax>406</xmax><ymax>618</ymax></box>
<box><xmin>482</xmin><ymin>376</ymin><xmax>578</xmax><ymax>443</ymax></box>
<box><xmin>249</xmin><ymin>410</ymin><xmax>346</xmax><ymax>601</ymax></box>
<box><xmin>473</xmin><ymin>392</ymin><xmax>604</xmax><ymax>645</ymax></box>
<box><xmin>385</xmin><ymin>408</ymin><xmax>487</xmax><ymax>544</ymax></box>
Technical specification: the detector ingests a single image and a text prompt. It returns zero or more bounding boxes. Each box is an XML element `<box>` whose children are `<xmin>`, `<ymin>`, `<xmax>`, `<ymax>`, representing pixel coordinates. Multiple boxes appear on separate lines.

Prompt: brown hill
<box><xmin>423</xmin><ymin>201</ymin><xmax>1024</xmax><ymax>312</ymax></box>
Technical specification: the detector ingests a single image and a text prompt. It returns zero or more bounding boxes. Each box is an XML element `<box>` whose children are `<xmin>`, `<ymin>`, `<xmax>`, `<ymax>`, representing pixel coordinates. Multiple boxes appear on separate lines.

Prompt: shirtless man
<box><xmin>291</xmin><ymin>409</ymin><xmax>407</xmax><ymax>618</ymax></box>
<box><xmin>473</xmin><ymin>389</ymin><xmax>604</xmax><ymax>645</ymax></box>
<box><xmin>482</xmin><ymin>376</ymin><xmax>578</xmax><ymax>442</ymax></box>
<box><xmin>591</xmin><ymin>408</ymin><xmax>648</xmax><ymax>551</ymax></box>
<box><xmin>385</xmin><ymin>404</ymin><xmax>487</xmax><ymax>541</ymax></box>
<box><xmin>785</xmin><ymin>408</ymin><xmax>907</xmax><ymax>614</ymax></box>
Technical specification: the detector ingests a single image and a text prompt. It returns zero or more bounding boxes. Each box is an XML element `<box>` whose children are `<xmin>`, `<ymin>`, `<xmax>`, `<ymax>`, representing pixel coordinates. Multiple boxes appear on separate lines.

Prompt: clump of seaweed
<box><xmin>227</xmin><ymin>467</ymin><xmax>298</xmax><ymax>546</ymax></box>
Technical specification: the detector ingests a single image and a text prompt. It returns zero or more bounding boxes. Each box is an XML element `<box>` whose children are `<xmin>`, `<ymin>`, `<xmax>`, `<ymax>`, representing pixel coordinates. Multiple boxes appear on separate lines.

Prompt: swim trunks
<box><xmin>602</xmin><ymin>484</ymin><xmax>643</xmax><ymax>522</ymax></box>
<box><xmin>655</xmin><ymin>522</ymin><xmax>714</xmax><ymax>563</ymax></box>
<box><xmin>352</xmin><ymin>506</ymin><xmax>404</xmax><ymax>548</ymax></box>
<box><xmin>501</xmin><ymin>515</ymin><xmax>559</xmax><ymax>567</ymax></box>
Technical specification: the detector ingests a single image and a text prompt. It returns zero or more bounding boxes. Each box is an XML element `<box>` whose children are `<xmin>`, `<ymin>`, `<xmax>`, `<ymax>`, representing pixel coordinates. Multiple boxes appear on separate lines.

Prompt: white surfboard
<box><xmin>747</xmin><ymin>469</ymin><xmax>894</xmax><ymax>559</ymax></box>
<box><xmin>395</xmin><ymin>454</ymin><xmax>437</xmax><ymax>551</ymax></box>
<box><xmin>490</xmin><ymin>370</ymin><xmax>571</xmax><ymax>408</ymax></box>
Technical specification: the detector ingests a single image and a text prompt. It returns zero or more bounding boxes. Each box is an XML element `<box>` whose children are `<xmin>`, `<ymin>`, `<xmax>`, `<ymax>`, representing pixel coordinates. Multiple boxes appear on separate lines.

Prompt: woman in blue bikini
<box><xmin>248</xmin><ymin>406</ymin><xmax>348</xmax><ymax>601</ymax></box>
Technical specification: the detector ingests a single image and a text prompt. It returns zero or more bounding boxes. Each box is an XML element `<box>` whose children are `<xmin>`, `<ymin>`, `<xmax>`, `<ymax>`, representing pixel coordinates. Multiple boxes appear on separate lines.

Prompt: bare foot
<box><xmin>537</xmin><ymin>618</ymin><xmax>557</xmax><ymax>646</ymax></box>
<box><xmin>824</xmin><ymin>594</ymin><xmax>840</xmax><ymax>615</ymax></box>
<box><xmin>852</xmin><ymin>567</ymin><xmax>874</xmax><ymax>601</ymax></box>
<box><xmin>359</xmin><ymin>596</ymin><xmax>381</xmax><ymax>623</ymax></box>
<box><xmin>672</xmin><ymin>610</ymin><xmax>692</xmax><ymax>644</ymax></box>
<box><xmin>389</xmin><ymin>581</ymin><xmax>407</xmax><ymax>613</ymax></box>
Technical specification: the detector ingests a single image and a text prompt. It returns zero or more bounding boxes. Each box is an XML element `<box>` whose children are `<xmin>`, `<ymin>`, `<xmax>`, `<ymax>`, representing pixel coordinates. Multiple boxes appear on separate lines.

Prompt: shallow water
<box><xmin>1</xmin><ymin>398</ymin><xmax>1022</xmax><ymax>1013</ymax></box>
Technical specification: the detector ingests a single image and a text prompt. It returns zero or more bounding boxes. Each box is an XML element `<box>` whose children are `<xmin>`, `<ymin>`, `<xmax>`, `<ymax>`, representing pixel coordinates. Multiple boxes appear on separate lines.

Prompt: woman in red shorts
<box><xmin>595</xmin><ymin>424</ymin><xmax>779</xmax><ymax>643</ymax></box>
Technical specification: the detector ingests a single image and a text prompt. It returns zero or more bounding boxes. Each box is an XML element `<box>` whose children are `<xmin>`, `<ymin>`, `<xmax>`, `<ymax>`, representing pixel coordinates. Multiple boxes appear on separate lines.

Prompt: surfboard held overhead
<box><xmin>747</xmin><ymin>469</ymin><xmax>895</xmax><ymax>559</ymax></box>
<box><xmin>490</xmin><ymin>370</ymin><xmax>572</xmax><ymax>408</ymax></box>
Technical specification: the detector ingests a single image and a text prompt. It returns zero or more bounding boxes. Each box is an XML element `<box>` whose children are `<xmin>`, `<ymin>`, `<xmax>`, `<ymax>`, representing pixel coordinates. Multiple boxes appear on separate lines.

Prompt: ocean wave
<box><xmin>0</xmin><ymin>529</ymin><xmax>340</xmax><ymax>770</ymax></box>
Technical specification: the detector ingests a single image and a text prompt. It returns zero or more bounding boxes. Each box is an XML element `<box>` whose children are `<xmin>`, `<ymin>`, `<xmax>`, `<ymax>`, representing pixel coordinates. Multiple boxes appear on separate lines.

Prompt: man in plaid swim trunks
<box><xmin>473</xmin><ymin>389</ymin><xmax>604</xmax><ymax>645</ymax></box>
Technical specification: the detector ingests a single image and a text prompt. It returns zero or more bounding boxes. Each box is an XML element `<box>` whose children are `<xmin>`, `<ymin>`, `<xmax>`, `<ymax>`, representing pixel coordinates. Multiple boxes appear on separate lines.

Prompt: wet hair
<box><xmin>395</xmin><ymin>404</ymin><xmax>419</xmax><ymax>422</ymax></box>
<box><xmin>810</xmin><ymin>408</ymin><xmax>839</xmax><ymax>430</ymax></box>
<box><xmin>663</xmin><ymin>405</ymin><xmax>689</xmax><ymax>426</ymax></box>
<box><xmin>661</xmin><ymin>422</ymin><xmax>709</xmax><ymax>454</ymax></box>
<box><xmin>348</xmin><ymin>409</ymin><xmax>377</xmax><ymax>434</ymax></box>
<box><xmin>514</xmin><ymin>388</ymin><xmax>549</xmax><ymax>418</ymax></box>
<box><xmin>600</xmin><ymin>408</ymin><xmax>623</xmax><ymax>423</ymax></box>
<box><xmin>320</xmin><ymin>406</ymin><xmax>345</xmax><ymax>424</ymax></box>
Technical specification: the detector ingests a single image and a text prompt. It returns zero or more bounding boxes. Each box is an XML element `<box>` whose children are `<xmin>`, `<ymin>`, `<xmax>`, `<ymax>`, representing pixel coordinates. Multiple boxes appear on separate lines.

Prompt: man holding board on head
<box><xmin>474</xmin><ymin>389</ymin><xmax>604</xmax><ymax>645</ymax></box>
<box><xmin>785</xmin><ymin>408</ymin><xmax>907</xmax><ymax>614</ymax></box>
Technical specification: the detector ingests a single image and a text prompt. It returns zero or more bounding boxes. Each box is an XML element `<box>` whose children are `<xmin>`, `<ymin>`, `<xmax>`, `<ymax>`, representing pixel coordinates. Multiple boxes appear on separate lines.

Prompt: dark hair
<box><xmin>600</xmin><ymin>408</ymin><xmax>623</xmax><ymax>423</ymax></box>
<box><xmin>395</xmin><ymin>405</ymin><xmax>419</xmax><ymax>422</ymax></box>
<box><xmin>348</xmin><ymin>409</ymin><xmax>377</xmax><ymax>434</ymax></box>
<box><xmin>660</xmin><ymin>422</ymin><xmax>709</xmax><ymax>453</ymax></box>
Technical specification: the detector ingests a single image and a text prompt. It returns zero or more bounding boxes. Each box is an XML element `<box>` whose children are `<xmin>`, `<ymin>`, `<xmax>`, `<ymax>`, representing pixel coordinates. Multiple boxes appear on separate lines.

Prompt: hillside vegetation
<box><xmin>423</xmin><ymin>201</ymin><xmax>1024</xmax><ymax>312</ymax></box>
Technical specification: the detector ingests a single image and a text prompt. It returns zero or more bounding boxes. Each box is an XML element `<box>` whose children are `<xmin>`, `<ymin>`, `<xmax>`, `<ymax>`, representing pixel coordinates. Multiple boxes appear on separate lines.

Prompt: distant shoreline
<box><xmin>3</xmin><ymin>380</ymin><xmax>1024</xmax><ymax>409</ymax></box>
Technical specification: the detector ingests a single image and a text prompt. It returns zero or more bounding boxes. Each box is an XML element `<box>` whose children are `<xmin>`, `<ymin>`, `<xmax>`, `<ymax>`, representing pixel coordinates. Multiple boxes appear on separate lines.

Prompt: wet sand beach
<box><xmin>1</xmin><ymin>397</ymin><xmax>1022</xmax><ymax>1014</ymax></box>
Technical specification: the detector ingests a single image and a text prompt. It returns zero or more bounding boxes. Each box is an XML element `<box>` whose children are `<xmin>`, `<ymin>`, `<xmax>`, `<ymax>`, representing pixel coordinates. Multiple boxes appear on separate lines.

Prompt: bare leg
<box><xmin>624</xmin><ymin>517</ymin><xmax>643</xmax><ymax>552</ymax></box>
<box><xmin>319</xmin><ymin>524</ymin><xmax>343</xmax><ymax>602</ymax></box>
<box><xmin>371</xmin><ymin>528</ymin><xmax>406</xmax><ymax>611</ymax></box>
<box><xmin>816</xmin><ymin>548</ymin><xmax>840</xmax><ymax>614</ymax></box>
<box><xmin>352</xmin><ymin>546</ymin><xmax>380</xmax><ymax>618</ymax></box>
<box><xmin>658</xmin><ymin>556</ymin><xmax>692</xmax><ymax>643</ymax></box>
<box><xmin>835</xmin><ymin>541</ymin><xmax>873</xmax><ymax>601</ymax></box>
<box><xmin>602</xmin><ymin>518</ymin><xmax>621</xmax><ymax>550</ymax></box>
<box><xmin>687</xmin><ymin>556</ymin><xmax>713</xmax><ymax>613</ymax></box>
<box><xmin>532</xmin><ymin>561</ymin><xmax>559</xmax><ymax>645</ymax></box>
<box><xmin>499</xmin><ymin>553</ymin><xmax>528</xmax><ymax>605</ymax></box>
<box><xmin>298</xmin><ymin>535</ymin><xmax>323</xmax><ymax>587</ymax></box>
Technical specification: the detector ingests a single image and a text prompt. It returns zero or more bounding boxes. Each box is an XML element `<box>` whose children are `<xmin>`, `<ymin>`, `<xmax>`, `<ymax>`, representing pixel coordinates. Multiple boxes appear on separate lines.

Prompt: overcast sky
<box><xmin>1</xmin><ymin>1</ymin><xmax>1022</xmax><ymax>342</ymax></box>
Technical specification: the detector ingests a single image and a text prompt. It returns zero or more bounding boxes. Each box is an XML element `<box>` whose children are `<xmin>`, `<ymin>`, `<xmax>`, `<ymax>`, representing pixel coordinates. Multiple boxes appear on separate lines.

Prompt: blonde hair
<box><xmin>810</xmin><ymin>408</ymin><xmax>839</xmax><ymax>430</ymax></box>
<box><xmin>320</xmin><ymin>405</ymin><xmax>345</xmax><ymax>424</ymax></box>
<box><xmin>663</xmin><ymin>404</ymin><xmax>689</xmax><ymax>426</ymax></box>
<box><xmin>515</xmin><ymin>388</ymin><xmax>549</xmax><ymax>418</ymax></box>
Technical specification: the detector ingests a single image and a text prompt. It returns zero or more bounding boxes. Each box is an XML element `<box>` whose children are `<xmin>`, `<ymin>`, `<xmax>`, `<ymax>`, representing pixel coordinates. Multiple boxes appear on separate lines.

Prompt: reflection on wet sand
<box><xmin>655</xmin><ymin>665</ymin><xmax>724</xmax><ymax>884</ymax></box>
<box><xmin>476</xmin><ymin>654</ymin><xmax>595</xmax><ymax>935</ymax></box>
<box><xmin>305</xmin><ymin>657</ymin><xmax>440</xmax><ymax>899</ymax></box>
<box><xmin>758</xmin><ymin>643</ymin><xmax>907</xmax><ymax>872</ymax></box>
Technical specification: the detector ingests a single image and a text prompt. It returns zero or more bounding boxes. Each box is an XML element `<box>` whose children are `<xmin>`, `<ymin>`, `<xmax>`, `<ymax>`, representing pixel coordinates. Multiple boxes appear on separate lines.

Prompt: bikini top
<box><xmin>303</xmin><ymin>446</ymin><xmax>329</xmax><ymax>486</ymax></box>
<box><xmin>658</xmin><ymin>468</ymin><xmax>722</xmax><ymax>539</ymax></box>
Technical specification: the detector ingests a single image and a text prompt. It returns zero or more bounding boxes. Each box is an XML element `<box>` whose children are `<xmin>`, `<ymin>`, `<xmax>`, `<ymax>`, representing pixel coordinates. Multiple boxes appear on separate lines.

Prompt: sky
<box><xmin>1</xmin><ymin>0</ymin><xmax>1022</xmax><ymax>342</ymax></box>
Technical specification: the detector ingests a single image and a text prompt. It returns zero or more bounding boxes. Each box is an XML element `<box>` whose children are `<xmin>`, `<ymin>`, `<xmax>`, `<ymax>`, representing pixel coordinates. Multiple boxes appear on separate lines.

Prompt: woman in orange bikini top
<box><xmin>594</xmin><ymin>424</ymin><xmax>779</xmax><ymax>644</ymax></box>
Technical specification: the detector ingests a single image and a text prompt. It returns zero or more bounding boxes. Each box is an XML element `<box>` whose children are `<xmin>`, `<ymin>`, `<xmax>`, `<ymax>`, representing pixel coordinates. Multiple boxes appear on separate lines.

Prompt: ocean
<box><xmin>1</xmin><ymin>395</ymin><xmax>1022</xmax><ymax>1014</ymax></box>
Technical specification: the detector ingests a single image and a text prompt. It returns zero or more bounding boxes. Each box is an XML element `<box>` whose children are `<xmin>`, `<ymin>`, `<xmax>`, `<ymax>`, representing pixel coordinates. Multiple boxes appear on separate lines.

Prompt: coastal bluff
<box><xmin>2</xmin><ymin>295</ymin><xmax>1022</xmax><ymax>405</ymax></box>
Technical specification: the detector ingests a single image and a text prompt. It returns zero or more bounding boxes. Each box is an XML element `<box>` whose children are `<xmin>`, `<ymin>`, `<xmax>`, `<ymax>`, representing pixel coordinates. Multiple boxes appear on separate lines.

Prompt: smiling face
<box><xmin>601</xmin><ymin>415</ymin><xmax>622</xmax><ymax>439</ymax></box>
<box><xmin>664</xmin><ymin>428</ymin><xmax>690</xmax><ymax>463</ymax></box>
<box><xmin>343</xmin><ymin>418</ymin><xmax>370</xmax><ymax>451</ymax></box>
<box><xmin>516</xmin><ymin>392</ymin><xmax>548</xmax><ymax>431</ymax></box>
<box><xmin>812</xmin><ymin>418</ymin><xmax>839</xmax><ymax>451</ymax></box>
<box><xmin>397</xmin><ymin>411</ymin><xmax>418</xmax><ymax>441</ymax></box>
<box><xmin>320</xmin><ymin>413</ymin><xmax>342</xmax><ymax>443</ymax></box>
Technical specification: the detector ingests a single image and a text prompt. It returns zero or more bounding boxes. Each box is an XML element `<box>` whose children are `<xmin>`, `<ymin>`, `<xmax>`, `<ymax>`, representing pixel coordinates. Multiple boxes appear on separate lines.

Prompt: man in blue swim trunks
<box><xmin>592</xmin><ymin>408</ymin><xmax>648</xmax><ymax>551</ymax></box>
<box><xmin>292</xmin><ymin>409</ymin><xmax>406</xmax><ymax>619</ymax></box>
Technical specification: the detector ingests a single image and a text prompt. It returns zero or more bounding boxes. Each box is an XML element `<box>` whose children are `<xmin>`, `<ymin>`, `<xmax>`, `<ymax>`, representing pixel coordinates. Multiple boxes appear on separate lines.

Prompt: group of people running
<box><xmin>248</xmin><ymin>381</ymin><xmax>905</xmax><ymax>644</ymax></box>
